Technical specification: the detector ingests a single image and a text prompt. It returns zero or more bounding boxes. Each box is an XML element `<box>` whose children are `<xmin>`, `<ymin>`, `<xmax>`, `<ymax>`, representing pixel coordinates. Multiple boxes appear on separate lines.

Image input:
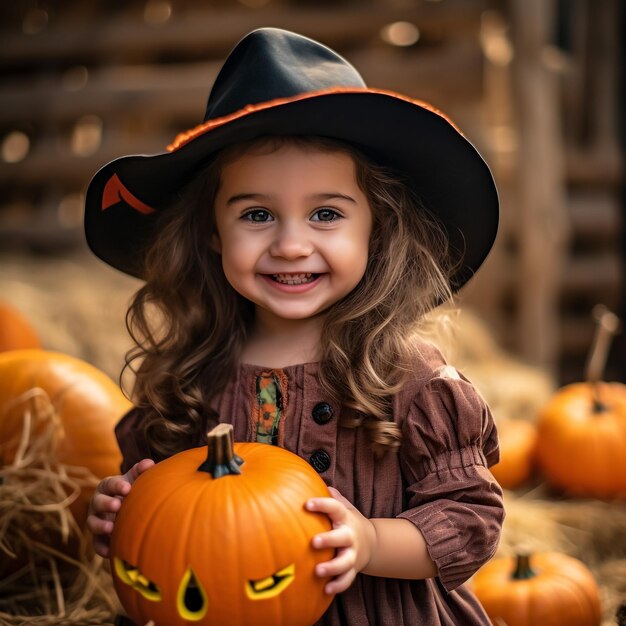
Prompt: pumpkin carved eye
<box><xmin>246</xmin><ymin>563</ymin><xmax>295</xmax><ymax>600</ymax></box>
<box><xmin>177</xmin><ymin>567</ymin><xmax>209</xmax><ymax>621</ymax></box>
<box><xmin>113</xmin><ymin>557</ymin><xmax>162</xmax><ymax>602</ymax></box>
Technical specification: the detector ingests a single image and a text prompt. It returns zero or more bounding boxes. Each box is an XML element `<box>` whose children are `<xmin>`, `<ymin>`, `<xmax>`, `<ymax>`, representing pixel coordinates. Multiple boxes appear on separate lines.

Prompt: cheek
<box><xmin>220</xmin><ymin>254</ymin><xmax>242</xmax><ymax>287</ymax></box>
<box><xmin>334</xmin><ymin>231</ymin><xmax>370</xmax><ymax>276</ymax></box>
<box><xmin>220</xmin><ymin>243</ymin><xmax>257</xmax><ymax>288</ymax></box>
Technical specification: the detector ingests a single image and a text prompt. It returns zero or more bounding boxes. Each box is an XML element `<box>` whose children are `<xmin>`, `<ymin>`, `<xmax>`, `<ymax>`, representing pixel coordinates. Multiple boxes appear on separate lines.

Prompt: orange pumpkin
<box><xmin>0</xmin><ymin>349</ymin><xmax>127</xmax><ymax>525</ymax></box>
<box><xmin>535</xmin><ymin>306</ymin><xmax>626</xmax><ymax>499</ymax></box>
<box><xmin>0</xmin><ymin>300</ymin><xmax>41</xmax><ymax>352</ymax></box>
<box><xmin>535</xmin><ymin>381</ymin><xmax>626</xmax><ymax>499</ymax></box>
<box><xmin>490</xmin><ymin>419</ymin><xmax>537</xmax><ymax>490</ymax></box>
<box><xmin>110</xmin><ymin>424</ymin><xmax>334</xmax><ymax>626</ymax></box>
<box><xmin>473</xmin><ymin>552</ymin><xmax>602</xmax><ymax>626</ymax></box>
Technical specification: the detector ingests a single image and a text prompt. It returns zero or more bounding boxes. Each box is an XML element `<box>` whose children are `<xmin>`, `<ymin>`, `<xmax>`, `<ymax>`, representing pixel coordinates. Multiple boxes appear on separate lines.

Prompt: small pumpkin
<box><xmin>0</xmin><ymin>300</ymin><xmax>41</xmax><ymax>352</ymax></box>
<box><xmin>490</xmin><ymin>418</ymin><xmax>537</xmax><ymax>490</ymax></box>
<box><xmin>0</xmin><ymin>349</ymin><xmax>127</xmax><ymax>525</ymax></box>
<box><xmin>536</xmin><ymin>382</ymin><xmax>626</xmax><ymax>498</ymax></box>
<box><xmin>473</xmin><ymin>552</ymin><xmax>602</xmax><ymax>626</ymax></box>
<box><xmin>110</xmin><ymin>423</ymin><xmax>334</xmax><ymax>626</ymax></box>
<box><xmin>535</xmin><ymin>306</ymin><xmax>626</xmax><ymax>499</ymax></box>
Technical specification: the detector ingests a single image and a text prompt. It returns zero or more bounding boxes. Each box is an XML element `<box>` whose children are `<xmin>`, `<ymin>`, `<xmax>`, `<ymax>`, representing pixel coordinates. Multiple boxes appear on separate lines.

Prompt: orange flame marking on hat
<box><xmin>102</xmin><ymin>173</ymin><xmax>156</xmax><ymax>214</ymax></box>
<box><xmin>166</xmin><ymin>87</ymin><xmax>460</xmax><ymax>153</ymax></box>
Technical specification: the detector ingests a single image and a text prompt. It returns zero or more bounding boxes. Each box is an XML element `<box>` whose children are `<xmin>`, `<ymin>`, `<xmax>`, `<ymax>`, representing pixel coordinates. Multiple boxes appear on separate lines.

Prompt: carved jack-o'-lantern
<box><xmin>110</xmin><ymin>424</ymin><xmax>334</xmax><ymax>626</ymax></box>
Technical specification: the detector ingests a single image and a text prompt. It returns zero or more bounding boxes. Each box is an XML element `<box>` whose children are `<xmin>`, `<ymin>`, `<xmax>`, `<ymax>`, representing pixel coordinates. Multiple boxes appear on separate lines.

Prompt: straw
<box><xmin>0</xmin><ymin>387</ymin><xmax>122</xmax><ymax>625</ymax></box>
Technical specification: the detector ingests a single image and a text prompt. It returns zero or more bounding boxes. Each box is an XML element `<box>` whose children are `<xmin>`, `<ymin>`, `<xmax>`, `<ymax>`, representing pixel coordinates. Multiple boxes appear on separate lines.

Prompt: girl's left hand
<box><xmin>306</xmin><ymin>486</ymin><xmax>376</xmax><ymax>595</ymax></box>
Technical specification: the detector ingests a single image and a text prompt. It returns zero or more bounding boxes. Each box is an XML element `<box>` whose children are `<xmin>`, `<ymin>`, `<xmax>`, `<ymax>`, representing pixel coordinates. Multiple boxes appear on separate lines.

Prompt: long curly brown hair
<box><xmin>123</xmin><ymin>135</ymin><xmax>455</xmax><ymax>459</ymax></box>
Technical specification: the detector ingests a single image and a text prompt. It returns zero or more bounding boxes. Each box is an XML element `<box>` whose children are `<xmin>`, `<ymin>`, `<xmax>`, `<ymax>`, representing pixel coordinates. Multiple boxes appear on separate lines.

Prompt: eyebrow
<box><xmin>226</xmin><ymin>192</ymin><xmax>357</xmax><ymax>205</ymax></box>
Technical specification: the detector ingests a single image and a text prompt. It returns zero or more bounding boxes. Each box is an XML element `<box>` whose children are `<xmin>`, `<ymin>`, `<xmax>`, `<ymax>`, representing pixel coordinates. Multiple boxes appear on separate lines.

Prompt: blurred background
<box><xmin>0</xmin><ymin>0</ymin><xmax>624</xmax><ymax>384</ymax></box>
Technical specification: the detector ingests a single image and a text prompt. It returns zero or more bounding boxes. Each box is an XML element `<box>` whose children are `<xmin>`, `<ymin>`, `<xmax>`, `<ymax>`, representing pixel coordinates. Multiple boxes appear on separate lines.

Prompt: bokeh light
<box><xmin>2</xmin><ymin>132</ymin><xmax>31</xmax><ymax>163</ymax></box>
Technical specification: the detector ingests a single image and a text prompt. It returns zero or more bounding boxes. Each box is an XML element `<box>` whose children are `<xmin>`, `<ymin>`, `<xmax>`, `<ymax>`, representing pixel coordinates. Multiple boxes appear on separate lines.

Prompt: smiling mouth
<box><xmin>269</xmin><ymin>272</ymin><xmax>320</xmax><ymax>285</ymax></box>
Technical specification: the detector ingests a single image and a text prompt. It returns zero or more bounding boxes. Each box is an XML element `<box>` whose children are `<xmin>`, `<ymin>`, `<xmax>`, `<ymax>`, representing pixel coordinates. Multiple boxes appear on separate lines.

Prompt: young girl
<box><xmin>86</xmin><ymin>28</ymin><xmax>503</xmax><ymax>625</ymax></box>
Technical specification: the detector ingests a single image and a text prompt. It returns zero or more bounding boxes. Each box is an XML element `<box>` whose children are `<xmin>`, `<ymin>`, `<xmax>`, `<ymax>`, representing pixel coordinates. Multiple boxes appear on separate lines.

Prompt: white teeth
<box><xmin>272</xmin><ymin>272</ymin><xmax>316</xmax><ymax>285</ymax></box>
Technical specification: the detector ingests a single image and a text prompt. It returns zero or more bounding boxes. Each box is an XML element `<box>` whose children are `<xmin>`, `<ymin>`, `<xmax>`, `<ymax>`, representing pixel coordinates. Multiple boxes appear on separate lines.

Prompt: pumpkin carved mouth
<box><xmin>246</xmin><ymin>563</ymin><xmax>295</xmax><ymax>600</ymax></box>
<box><xmin>114</xmin><ymin>557</ymin><xmax>162</xmax><ymax>602</ymax></box>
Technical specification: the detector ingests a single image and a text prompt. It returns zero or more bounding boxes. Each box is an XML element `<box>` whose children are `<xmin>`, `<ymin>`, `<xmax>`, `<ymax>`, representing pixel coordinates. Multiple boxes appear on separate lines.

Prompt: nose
<box><xmin>269</xmin><ymin>221</ymin><xmax>313</xmax><ymax>259</ymax></box>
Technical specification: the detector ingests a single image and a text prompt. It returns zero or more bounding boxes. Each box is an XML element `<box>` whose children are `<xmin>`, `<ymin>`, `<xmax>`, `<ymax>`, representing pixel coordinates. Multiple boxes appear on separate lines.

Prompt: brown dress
<box><xmin>116</xmin><ymin>343</ymin><xmax>504</xmax><ymax>625</ymax></box>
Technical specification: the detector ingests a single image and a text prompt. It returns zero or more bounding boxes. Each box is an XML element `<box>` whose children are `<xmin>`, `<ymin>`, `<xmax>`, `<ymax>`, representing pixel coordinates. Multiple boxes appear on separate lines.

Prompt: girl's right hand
<box><xmin>87</xmin><ymin>458</ymin><xmax>155</xmax><ymax>557</ymax></box>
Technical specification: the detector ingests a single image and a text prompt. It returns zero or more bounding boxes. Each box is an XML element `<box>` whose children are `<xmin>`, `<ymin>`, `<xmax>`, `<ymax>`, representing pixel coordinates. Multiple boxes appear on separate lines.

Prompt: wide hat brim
<box><xmin>85</xmin><ymin>87</ymin><xmax>498</xmax><ymax>291</ymax></box>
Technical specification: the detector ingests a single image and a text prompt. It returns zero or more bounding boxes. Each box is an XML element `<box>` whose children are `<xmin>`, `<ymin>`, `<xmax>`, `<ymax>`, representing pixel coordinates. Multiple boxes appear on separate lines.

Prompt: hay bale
<box><xmin>0</xmin><ymin>387</ymin><xmax>122</xmax><ymax>625</ymax></box>
<box><xmin>0</xmin><ymin>249</ymin><xmax>139</xmax><ymax>381</ymax></box>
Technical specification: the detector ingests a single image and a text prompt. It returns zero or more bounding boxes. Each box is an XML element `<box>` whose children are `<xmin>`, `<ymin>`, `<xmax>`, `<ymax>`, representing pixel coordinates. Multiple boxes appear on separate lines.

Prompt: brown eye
<box><xmin>243</xmin><ymin>209</ymin><xmax>272</xmax><ymax>222</ymax></box>
<box><xmin>312</xmin><ymin>208</ymin><xmax>340</xmax><ymax>222</ymax></box>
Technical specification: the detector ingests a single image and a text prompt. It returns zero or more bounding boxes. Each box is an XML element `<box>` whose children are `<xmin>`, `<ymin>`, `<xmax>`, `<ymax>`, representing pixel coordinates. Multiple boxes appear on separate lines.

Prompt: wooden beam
<box><xmin>568</xmin><ymin>190</ymin><xmax>623</xmax><ymax>244</ymax></box>
<box><xmin>0</xmin><ymin>134</ymin><xmax>171</xmax><ymax>188</ymax></box>
<box><xmin>566</xmin><ymin>146</ymin><xmax>624</xmax><ymax>187</ymax></box>
<box><xmin>561</xmin><ymin>254</ymin><xmax>623</xmax><ymax>299</ymax></box>
<box><xmin>0</xmin><ymin>2</ymin><xmax>485</xmax><ymax>66</ymax></box>
<box><xmin>0</xmin><ymin>40</ymin><xmax>483</xmax><ymax>126</ymax></box>
<box><xmin>509</xmin><ymin>0</ymin><xmax>571</xmax><ymax>371</ymax></box>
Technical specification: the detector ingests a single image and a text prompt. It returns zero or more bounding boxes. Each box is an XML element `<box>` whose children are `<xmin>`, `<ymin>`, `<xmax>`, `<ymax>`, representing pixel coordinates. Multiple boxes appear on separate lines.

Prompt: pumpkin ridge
<box><xmin>548</xmin><ymin>573</ymin><xmax>596</xmax><ymax>621</ymax></box>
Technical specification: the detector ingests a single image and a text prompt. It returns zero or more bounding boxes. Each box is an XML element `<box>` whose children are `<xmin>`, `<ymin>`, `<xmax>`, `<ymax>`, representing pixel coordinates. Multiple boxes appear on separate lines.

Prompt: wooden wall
<box><xmin>0</xmin><ymin>0</ymin><xmax>487</xmax><ymax>246</ymax></box>
<box><xmin>478</xmin><ymin>0</ymin><xmax>624</xmax><ymax>383</ymax></box>
<box><xmin>0</xmin><ymin>0</ymin><xmax>623</xmax><ymax>383</ymax></box>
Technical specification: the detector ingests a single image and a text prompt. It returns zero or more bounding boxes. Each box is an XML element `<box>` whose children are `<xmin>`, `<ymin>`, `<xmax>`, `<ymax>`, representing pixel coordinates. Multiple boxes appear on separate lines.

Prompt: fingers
<box><xmin>88</xmin><ymin>483</ymin><xmax>123</xmax><ymax>524</ymax></box>
<box><xmin>92</xmin><ymin>534</ymin><xmax>112</xmax><ymax>558</ymax></box>
<box><xmin>322</xmin><ymin>565</ymin><xmax>357</xmax><ymax>595</ymax></box>
<box><xmin>315</xmin><ymin>544</ymin><xmax>357</xmax><ymax>595</ymax></box>
<box><xmin>87</xmin><ymin>511</ymin><xmax>116</xmax><ymax>536</ymax></box>
<box><xmin>306</xmin><ymin>496</ymin><xmax>349</xmax><ymax>525</ymax></box>
<box><xmin>313</xmin><ymin>526</ymin><xmax>356</xmax><ymax>580</ymax></box>
<box><xmin>313</xmin><ymin>525</ymin><xmax>354</xmax><ymax>551</ymax></box>
<box><xmin>86</xmin><ymin>489</ymin><xmax>123</xmax><ymax>551</ymax></box>
<box><xmin>307</xmin><ymin>488</ymin><xmax>374</xmax><ymax>595</ymax></box>
<box><xmin>308</xmin><ymin>499</ymin><xmax>358</xmax><ymax>594</ymax></box>
<box><xmin>315</xmin><ymin>543</ymin><xmax>355</xmax><ymax>578</ymax></box>
<box><xmin>86</xmin><ymin>458</ymin><xmax>155</xmax><ymax>559</ymax></box>
<box><xmin>90</xmin><ymin>458</ymin><xmax>155</xmax><ymax>515</ymax></box>
<box><xmin>125</xmin><ymin>458</ymin><xmax>155</xmax><ymax>484</ymax></box>
<box><xmin>95</xmin><ymin>475</ymin><xmax>131</xmax><ymax>500</ymax></box>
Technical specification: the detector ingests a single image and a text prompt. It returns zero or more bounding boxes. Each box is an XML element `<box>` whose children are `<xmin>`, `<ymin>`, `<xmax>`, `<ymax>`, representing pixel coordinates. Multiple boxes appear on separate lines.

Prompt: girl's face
<box><xmin>213</xmin><ymin>143</ymin><xmax>372</xmax><ymax>327</ymax></box>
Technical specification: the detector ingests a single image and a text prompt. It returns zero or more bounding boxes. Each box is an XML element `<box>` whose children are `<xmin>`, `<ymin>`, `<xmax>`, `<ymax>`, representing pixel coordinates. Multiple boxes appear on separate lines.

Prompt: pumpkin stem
<box><xmin>198</xmin><ymin>423</ymin><xmax>244</xmax><ymax>478</ymax></box>
<box><xmin>584</xmin><ymin>305</ymin><xmax>621</xmax><ymax>412</ymax></box>
<box><xmin>511</xmin><ymin>553</ymin><xmax>536</xmax><ymax>580</ymax></box>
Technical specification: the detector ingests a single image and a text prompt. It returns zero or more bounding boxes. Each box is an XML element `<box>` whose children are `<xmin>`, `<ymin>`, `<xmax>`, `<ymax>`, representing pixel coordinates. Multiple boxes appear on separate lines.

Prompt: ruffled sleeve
<box><xmin>396</xmin><ymin>365</ymin><xmax>504</xmax><ymax>592</ymax></box>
